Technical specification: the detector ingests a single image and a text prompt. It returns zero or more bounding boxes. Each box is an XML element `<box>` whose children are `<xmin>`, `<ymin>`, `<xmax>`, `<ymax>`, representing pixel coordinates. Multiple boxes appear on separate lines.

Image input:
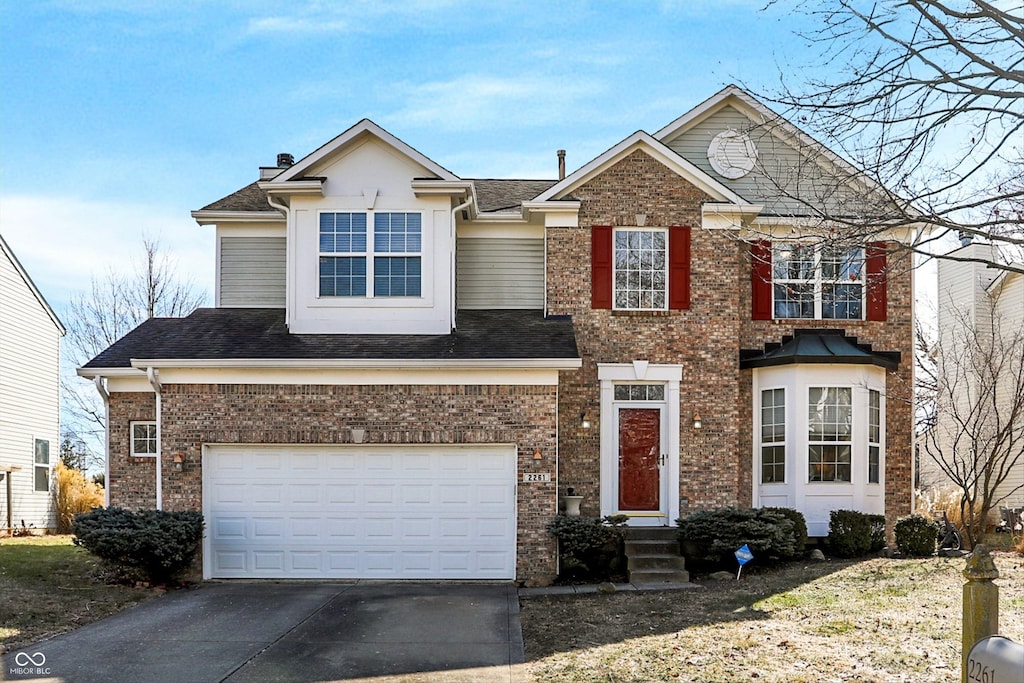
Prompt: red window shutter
<box><xmin>591</xmin><ymin>225</ymin><xmax>613</xmax><ymax>309</ymax></box>
<box><xmin>668</xmin><ymin>225</ymin><xmax>691</xmax><ymax>310</ymax></box>
<box><xmin>751</xmin><ymin>240</ymin><xmax>772</xmax><ymax>320</ymax></box>
<box><xmin>866</xmin><ymin>241</ymin><xmax>888</xmax><ymax>321</ymax></box>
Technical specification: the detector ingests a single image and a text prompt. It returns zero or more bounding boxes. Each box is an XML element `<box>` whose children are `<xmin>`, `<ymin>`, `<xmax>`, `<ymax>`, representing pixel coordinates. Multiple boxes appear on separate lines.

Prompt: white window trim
<box><xmin>597</xmin><ymin>362</ymin><xmax>681</xmax><ymax>524</ymax></box>
<box><xmin>759</xmin><ymin>387</ymin><xmax>787</xmax><ymax>485</ymax></box>
<box><xmin>807</xmin><ymin>385</ymin><xmax>855</xmax><ymax>484</ymax></box>
<box><xmin>612</xmin><ymin>227</ymin><xmax>668</xmax><ymax>312</ymax></box>
<box><xmin>772</xmin><ymin>243</ymin><xmax>865</xmax><ymax>321</ymax></box>
<box><xmin>317</xmin><ymin>210</ymin><xmax>424</xmax><ymax>300</ymax></box>
<box><xmin>130</xmin><ymin>421</ymin><xmax>158</xmax><ymax>458</ymax></box>
<box><xmin>33</xmin><ymin>438</ymin><xmax>50</xmax><ymax>492</ymax></box>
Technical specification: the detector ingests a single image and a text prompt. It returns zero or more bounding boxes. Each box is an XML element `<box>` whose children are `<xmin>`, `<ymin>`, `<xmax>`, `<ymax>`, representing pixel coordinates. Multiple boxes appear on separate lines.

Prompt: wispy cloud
<box><xmin>246</xmin><ymin>0</ymin><xmax>463</xmax><ymax>36</ymax></box>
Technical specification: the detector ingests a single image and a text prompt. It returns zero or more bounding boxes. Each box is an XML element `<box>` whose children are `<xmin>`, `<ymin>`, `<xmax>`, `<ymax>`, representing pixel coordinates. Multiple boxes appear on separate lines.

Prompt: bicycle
<box><xmin>937</xmin><ymin>510</ymin><xmax>963</xmax><ymax>551</ymax></box>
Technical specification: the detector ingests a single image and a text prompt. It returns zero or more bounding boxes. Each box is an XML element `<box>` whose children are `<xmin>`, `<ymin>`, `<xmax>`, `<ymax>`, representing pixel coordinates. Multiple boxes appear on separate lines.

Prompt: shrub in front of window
<box><xmin>827</xmin><ymin>509</ymin><xmax>874</xmax><ymax>558</ymax></box>
<box><xmin>72</xmin><ymin>507</ymin><xmax>204</xmax><ymax>584</ymax></box>
<box><xmin>676</xmin><ymin>507</ymin><xmax>803</xmax><ymax>569</ymax></box>
<box><xmin>547</xmin><ymin>515</ymin><xmax>627</xmax><ymax>582</ymax></box>
<box><xmin>764</xmin><ymin>507</ymin><xmax>808</xmax><ymax>555</ymax></box>
<box><xmin>894</xmin><ymin>515</ymin><xmax>938</xmax><ymax>557</ymax></box>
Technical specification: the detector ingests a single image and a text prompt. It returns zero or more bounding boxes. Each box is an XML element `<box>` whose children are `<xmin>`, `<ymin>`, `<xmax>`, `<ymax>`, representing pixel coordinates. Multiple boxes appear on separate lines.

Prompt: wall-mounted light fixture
<box><xmin>173</xmin><ymin>453</ymin><xmax>185</xmax><ymax>471</ymax></box>
<box><xmin>351</xmin><ymin>428</ymin><xmax>366</xmax><ymax>444</ymax></box>
<box><xmin>580</xmin><ymin>410</ymin><xmax>591</xmax><ymax>429</ymax></box>
<box><xmin>693</xmin><ymin>413</ymin><xmax>703</xmax><ymax>430</ymax></box>
<box><xmin>533</xmin><ymin>448</ymin><xmax>543</xmax><ymax>461</ymax></box>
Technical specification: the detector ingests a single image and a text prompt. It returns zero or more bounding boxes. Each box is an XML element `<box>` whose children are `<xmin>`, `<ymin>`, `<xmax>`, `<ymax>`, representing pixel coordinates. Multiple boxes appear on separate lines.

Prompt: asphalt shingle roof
<box><xmin>83</xmin><ymin>308</ymin><xmax>579</xmax><ymax>368</ymax></box>
<box><xmin>197</xmin><ymin>179</ymin><xmax>558</xmax><ymax>215</ymax></box>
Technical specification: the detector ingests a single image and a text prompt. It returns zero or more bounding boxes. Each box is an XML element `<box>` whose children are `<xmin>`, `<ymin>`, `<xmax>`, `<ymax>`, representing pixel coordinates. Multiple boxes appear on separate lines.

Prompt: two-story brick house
<box><xmin>80</xmin><ymin>86</ymin><xmax>913</xmax><ymax>584</ymax></box>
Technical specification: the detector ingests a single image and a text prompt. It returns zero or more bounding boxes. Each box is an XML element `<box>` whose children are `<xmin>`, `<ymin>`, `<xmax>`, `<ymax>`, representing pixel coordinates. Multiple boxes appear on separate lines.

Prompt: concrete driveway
<box><xmin>1</xmin><ymin>582</ymin><xmax>528</xmax><ymax>683</ymax></box>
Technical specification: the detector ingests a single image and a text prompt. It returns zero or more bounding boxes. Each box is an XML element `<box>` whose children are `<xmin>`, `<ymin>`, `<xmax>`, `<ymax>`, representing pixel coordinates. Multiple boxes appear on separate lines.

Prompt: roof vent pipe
<box><xmin>277</xmin><ymin>153</ymin><xmax>295</xmax><ymax>168</ymax></box>
<box><xmin>557</xmin><ymin>149</ymin><xmax>566</xmax><ymax>180</ymax></box>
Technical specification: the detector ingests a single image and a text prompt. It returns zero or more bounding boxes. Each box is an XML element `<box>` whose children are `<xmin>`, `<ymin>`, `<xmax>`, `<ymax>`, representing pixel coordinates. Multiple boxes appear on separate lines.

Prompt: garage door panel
<box><xmin>204</xmin><ymin>445</ymin><xmax>517</xmax><ymax>579</ymax></box>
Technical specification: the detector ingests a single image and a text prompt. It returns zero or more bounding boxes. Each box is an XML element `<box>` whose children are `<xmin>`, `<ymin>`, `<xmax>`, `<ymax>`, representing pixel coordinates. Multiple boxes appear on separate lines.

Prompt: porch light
<box><xmin>533</xmin><ymin>448</ymin><xmax>543</xmax><ymax>461</ymax></box>
<box><xmin>693</xmin><ymin>413</ymin><xmax>703</xmax><ymax>429</ymax></box>
<box><xmin>173</xmin><ymin>453</ymin><xmax>185</xmax><ymax>471</ymax></box>
<box><xmin>580</xmin><ymin>410</ymin><xmax>591</xmax><ymax>429</ymax></box>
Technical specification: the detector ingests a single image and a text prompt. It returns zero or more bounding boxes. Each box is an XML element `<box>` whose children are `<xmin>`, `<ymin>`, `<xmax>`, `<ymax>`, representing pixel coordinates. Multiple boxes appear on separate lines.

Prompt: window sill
<box><xmin>611</xmin><ymin>310</ymin><xmax>673</xmax><ymax>317</ymax></box>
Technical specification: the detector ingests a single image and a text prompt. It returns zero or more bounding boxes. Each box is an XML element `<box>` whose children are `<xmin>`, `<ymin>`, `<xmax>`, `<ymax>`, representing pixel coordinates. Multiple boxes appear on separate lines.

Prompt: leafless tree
<box><xmin>62</xmin><ymin>239</ymin><xmax>206</xmax><ymax>456</ymax></box>
<box><xmin>920</xmin><ymin>300</ymin><xmax>1024</xmax><ymax>546</ymax></box>
<box><xmin>754</xmin><ymin>0</ymin><xmax>1023</xmax><ymax>274</ymax></box>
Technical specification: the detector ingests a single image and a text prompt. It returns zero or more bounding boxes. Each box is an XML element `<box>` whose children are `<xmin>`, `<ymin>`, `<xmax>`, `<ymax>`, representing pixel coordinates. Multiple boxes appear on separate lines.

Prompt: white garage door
<box><xmin>203</xmin><ymin>445</ymin><xmax>517</xmax><ymax>580</ymax></box>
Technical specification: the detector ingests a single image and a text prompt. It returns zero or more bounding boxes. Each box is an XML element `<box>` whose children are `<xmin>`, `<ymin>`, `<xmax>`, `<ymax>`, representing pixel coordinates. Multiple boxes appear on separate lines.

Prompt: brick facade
<box><xmin>549</xmin><ymin>149</ymin><xmax>915</xmax><ymax>532</ymax></box>
<box><xmin>107</xmin><ymin>383</ymin><xmax>559</xmax><ymax>584</ymax></box>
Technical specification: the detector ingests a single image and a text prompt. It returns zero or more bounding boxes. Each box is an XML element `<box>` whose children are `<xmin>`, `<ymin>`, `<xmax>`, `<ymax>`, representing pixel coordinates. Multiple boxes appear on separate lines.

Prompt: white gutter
<box><xmin>128</xmin><ymin>357</ymin><xmax>582</xmax><ymax>370</ymax></box>
<box><xmin>450</xmin><ymin>194</ymin><xmax>475</xmax><ymax>331</ymax></box>
<box><xmin>146</xmin><ymin>367</ymin><xmax>163</xmax><ymax>511</ymax></box>
<box><xmin>93</xmin><ymin>377</ymin><xmax>111</xmax><ymax>507</ymax></box>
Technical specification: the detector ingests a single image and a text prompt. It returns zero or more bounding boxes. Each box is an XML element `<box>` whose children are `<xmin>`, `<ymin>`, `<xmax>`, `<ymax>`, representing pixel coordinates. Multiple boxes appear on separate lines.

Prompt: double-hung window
<box><xmin>614</xmin><ymin>228</ymin><xmax>667</xmax><ymax>310</ymax></box>
<box><xmin>319</xmin><ymin>211</ymin><xmax>422</xmax><ymax>298</ymax></box>
<box><xmin>868</xmin><ymin>389</ymin><xmax>881</xmax><ymax>484</ymax></box>
<box><xmin>772</xmin><ymin>244</ymin><xmax>864</xmax><ymax>320</ymax></box>
<box><xmin>760</xmin><ymin>388</ymin><xmax>786</xmax><ymax>483</ymax></box>
<box><xmin>34</xmin><ymin>438</ymin><xmax>50</xmax><ymax>492</ymax></box>
<box><xmin>808</xmin><ymin>387</ymin><xmax>853</xmax><ymax>482</ymax></box>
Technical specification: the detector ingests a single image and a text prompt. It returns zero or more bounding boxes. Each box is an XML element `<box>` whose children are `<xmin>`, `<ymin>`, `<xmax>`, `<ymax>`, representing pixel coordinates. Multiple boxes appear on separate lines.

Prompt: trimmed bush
<box><xmin>828</xmin><ymin>509</ymin><xmax>873</xmax><ymax>558</ymax></box>
<box><xmin>894</xmin><ymin>515</ymin><xmax>937</xmax><ymax>557</ymax></box>
<box><xmin>72</xmin><ymin>507</ymin><xmax>204</xmax><ymax>584</ymax></box>
<box><xmin>765</xmin><ymin>507</ymin><xmax>808</xmax><ymax>555</ymax></box>
<box><xmin>868</xmin><ymin>514</ymin><xmax>887</xmax><ymax>552</ymax></box>
<box><xmin>547</xmin><ymin>515</ymin><xmax>627</xmax><ymax>582</ymax></box>
<box><xmin>677</xmin><ymin>507</ymin><xmax>802</xmax><ymax>568</ymax></box>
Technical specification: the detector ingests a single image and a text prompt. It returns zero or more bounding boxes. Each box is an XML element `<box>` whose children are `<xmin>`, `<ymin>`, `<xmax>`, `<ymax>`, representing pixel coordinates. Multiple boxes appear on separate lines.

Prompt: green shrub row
<box><xmin>676</xmin><ymin>507</ymin><xmax>807</xmax><ymax>567</ymax></box>
<box><xmin>72</xmin><ymin>507</ymin><xmax>204</xmax><ymax>584</ymax></box>
<box><xmin>827</xmin><ymin>509</ymin><xmax>886</xmax><ymax>558</ymax></box>
<box><xmin>547</xmin><ymin>515</ymin><xmax>627</xmax><ymax>582</ymax></box>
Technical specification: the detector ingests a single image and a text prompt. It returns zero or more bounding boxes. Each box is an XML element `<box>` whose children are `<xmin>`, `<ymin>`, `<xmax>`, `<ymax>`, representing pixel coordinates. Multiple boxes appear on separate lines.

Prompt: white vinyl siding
<box><xmin>456</xmin><ymin>238</ymin><xmax>544</xmax><ymax>310</ymax></box>
<box><xmin>218</xmin><ymin>236</ymin><xmax>286</xmax><ymax>307</ymax></box>
<box><xmin>0</xmin><ymin>245</ymin><xmax>61</xmax><ymax>530</ymax></box>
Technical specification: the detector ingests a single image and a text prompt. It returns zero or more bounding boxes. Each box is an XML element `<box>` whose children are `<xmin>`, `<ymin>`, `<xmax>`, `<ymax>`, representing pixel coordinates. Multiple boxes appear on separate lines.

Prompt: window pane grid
<box><xmin>868</xmin><ymin>389</ymin><xmax>882</xmax><ymax>484</ymax></box>
<box><xmin>760</xmin><ymin>389</ymin><xmax>786</xmax><ymax>484</ymax></box>
<box><xmin>374</xmin><ymin>256</ymin><xmax>421</xmax><ymax>297</ymax></box>
<box><xmin>132</xmin><ymin>423</ymin><xmax>157</xmax><ymax>456</ymax></box>
<box><xmin>773</xmin><ymin>244</ymin><xmax>864</xmax><ymax>320</ymax></box>
<box><xmin>614</xmin><ymin>229</ymin><xmax>667</xmax><ymax>310</ymax></box>
<box><xmin>808</xmin><ymin>387</ymin><xmax>852</xmax><ymax>482</ymax></box>
<box><xmin>319</xmin><ymin>212</ymin><xmax>421</xmax><ymax>298</ymax></box>
<box><xmin>613</xmin><ymin>384</ymin><xmax>665</xmax><ymax>401</ymax></box>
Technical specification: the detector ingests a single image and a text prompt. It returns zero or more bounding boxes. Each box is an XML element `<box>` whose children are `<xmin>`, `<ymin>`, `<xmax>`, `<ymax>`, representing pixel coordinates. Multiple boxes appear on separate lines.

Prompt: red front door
<box><xmin>617</xmin><ymin>408</ymin><xmax>662</xmax><ymax>511</ymax></box>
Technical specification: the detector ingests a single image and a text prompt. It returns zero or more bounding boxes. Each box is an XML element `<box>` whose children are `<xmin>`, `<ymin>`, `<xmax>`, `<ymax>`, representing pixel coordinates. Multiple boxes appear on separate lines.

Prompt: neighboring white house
<box><xmin>0</xmin><ymin>234</ymin><xmax>65</xmax><ymax>533</ymax></box>
<box><xmin>921</xmin><ymin>241</ymin><xmax>1024</xmax><ymax>510</ymax></box>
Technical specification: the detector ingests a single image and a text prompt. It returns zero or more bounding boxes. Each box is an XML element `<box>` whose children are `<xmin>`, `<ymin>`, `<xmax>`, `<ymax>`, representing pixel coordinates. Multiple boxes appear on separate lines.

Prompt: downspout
<box><xmin>93</xmin><ymin>377</ymin><xmax>110</xmax><ymax>507</ymax></box>
<box><xmin>450</xmin><ymin>194</ymin><xmax>474</xmax><ymax>331</ymax></box>
<box><xmin>266</xmin><ymin>194</ymin><xmax>290</xmax><ymax>325</ymax></box>
<box><xmin>146</xmin><ymin>367</ymin><xmax>163</xmax><ymax>511</ymax></box>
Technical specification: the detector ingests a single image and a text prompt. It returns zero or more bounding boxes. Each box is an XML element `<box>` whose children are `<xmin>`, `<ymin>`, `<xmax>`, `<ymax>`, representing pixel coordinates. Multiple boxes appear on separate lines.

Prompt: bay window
<box><xmin>808</xmin><ymin>387</ymin><xmax>853</xmax><ymax>482</ymax></box>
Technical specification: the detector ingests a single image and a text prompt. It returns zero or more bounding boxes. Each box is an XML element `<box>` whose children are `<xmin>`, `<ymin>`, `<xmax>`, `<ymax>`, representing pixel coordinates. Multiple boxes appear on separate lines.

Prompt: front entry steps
<box><xmin>624</xmin><ymin>527</ymin><xmax>689</xmax><ymax>584</ymax></box>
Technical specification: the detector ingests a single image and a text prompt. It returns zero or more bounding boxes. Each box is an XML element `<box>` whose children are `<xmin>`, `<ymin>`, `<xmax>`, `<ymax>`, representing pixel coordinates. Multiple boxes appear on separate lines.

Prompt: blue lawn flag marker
<box><xmin>734</xmin><ymin>544</ymin><xmax>754</xmax><ymax>579</ymax></box>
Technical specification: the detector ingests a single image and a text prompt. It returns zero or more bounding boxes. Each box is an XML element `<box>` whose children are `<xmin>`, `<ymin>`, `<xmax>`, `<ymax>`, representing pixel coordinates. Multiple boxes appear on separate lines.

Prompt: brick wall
<box><xmin>549</xmin><ymin>148</ymin><xmax>915</xmax><ymax>534</ymax></box>
<box><xmin>107</xmin><ymin>392</ymin><xmax>158</xmax><ymax>510</ymax></box>
<box><xmin>107</xmin><ymin>383</ymin><xmax>559</xmax><ymax>584</ymax></box>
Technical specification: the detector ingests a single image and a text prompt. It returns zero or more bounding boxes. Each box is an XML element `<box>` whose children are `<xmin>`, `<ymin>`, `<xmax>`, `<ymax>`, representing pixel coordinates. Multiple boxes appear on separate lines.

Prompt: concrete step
<box><xmin>627</xmin><ymin>554</ymin><xmax>687</xmax><ymax>571</ymax></box>
<box><xmin>624</xmin><ymin>539</ymin><xmax>680</xmax><ymax>556</ymax></box>
<box><xmin>623</xmin><ymin>527</ymin><xmax>679</xmax><ymax>541</ymax></box>
<box><xmin>628</xmin><ymin>567</ymin><xmax>690</xmax><ymax>584</ymax></box>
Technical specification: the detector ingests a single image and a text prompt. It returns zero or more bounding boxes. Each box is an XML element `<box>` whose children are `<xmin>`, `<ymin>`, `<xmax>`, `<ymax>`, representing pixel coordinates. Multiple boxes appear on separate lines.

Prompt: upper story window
<box><xmin>319</xmin><ymin>211</ymin><xmax>422</xmax><ymax>298</ymax></box>
<box><xmin>614</xmin><ymin>229</ymin><xmax>667</xmax><ymax>310</ymax></box>
<box><xmin>773</xmin><ymin>244</ymin><xmax>864</xmax><ymax>320</ymax></box>
<box><xmin>751</xmin><ymin>240</ymin><xmax>887</xmax><ymax>322</ymax></box>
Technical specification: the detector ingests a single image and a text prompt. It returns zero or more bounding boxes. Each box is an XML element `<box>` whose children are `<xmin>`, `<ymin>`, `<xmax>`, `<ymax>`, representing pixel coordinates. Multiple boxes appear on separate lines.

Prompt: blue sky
<box><xmin>1</xmin><ymin>0</ymin><xmax>819</xmax><ymax>317</ymax></box>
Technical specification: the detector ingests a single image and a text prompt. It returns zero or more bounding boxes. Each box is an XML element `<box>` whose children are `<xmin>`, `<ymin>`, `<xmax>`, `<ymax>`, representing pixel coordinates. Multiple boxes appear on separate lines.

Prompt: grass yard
<box><xmin>521</xmin><ymin>552</ymin><xmax>1024</xmax><ymax>683</ymax></box>
<box><xmin>0</xmin><ymin>535</ymin><xmax>159</xmax><ymax>652</ymax></box>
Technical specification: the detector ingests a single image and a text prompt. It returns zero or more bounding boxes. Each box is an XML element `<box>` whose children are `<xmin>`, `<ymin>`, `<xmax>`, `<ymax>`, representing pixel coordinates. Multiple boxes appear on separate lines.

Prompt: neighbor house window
<box><xmin>808</xmin><ymin>387</ymin><xmax>853</xmax><ymax>482</ymax></box>
<box><xmin>319</xmin><ymin>211</ymin><xmax>421</xmax><ymax>298</ymax></box>
<box><xmin>131</xmin><ymin>422</ymin><xmax>157</xmax><ymax>457</ymax></box>
<box><xmin>760</xmin><ymin>388</ymin><xmax>786</xmax><ymax>483</ymax></box>
<box><xmin>34</xmin><ymin>439</ymin><xmax>49</xmax><ymax>492</ymax></box>
<box><xmin>868</xmin><ymin>389</ymin><xmax>881</xmax><ymax>484</ymax></box>
<box><xmin>614</xmin><ymin>229</ymin><xmax>667</xmax><ymax>310</ymax></box>
<box><xmin>773</xmin><ymin>244</ymin><xmax>864</xmax><ymax>320</ymax></box>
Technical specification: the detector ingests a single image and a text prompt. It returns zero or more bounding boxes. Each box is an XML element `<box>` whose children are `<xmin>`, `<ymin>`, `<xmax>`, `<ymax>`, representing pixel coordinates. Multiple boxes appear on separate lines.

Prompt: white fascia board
<box><xmin>258</xmin><ymin>179</ymin><xmax>325</xmax><ymax>197</ymax></box>
<box><xmin>742</xmin><ymin>216</ymin><xmax>918</xmax><ymax>243</ymax></box>
<box><xmin>76</xmin><ymin>366</ymin><xmax>146</xmax><ymax>379</ymax></box>
<box><xmin>128</xmin><ymin>358</ymin><xmax>582</xmax><ymax>370</ymax></box>
<box><xmin>521</xmin><ymin>200</ymin><xmax>581</xmax><ymax>216</ymax></box>
<box><xmin>411</xmin><ymin>180</ymin><xmax>474</xmax><ymax>196</ymax></box>
<box><xmin>534</xmin><ymin>132</ymin><xmax>745</xmax><ymax>205</ymax></box>
<box><xmin>273</xmin><ymin>119</ymin><xmax>460</xmax><ymax>184</ymax></box>
<box><xmin>702</xmin><ymin>203</ymin><xmax>763</xmax><ymax>231</ymax></box>
<box><xmin>191</xmin><ymin>210</ymin><xmax>283</xmax><ymax>226</ymax></box>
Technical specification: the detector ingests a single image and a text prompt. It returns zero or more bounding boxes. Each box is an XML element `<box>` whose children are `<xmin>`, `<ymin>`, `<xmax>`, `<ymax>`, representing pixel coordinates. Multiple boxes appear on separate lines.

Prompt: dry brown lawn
<box><xmin>521</xmin><ymin>552</ymin><xmax>1024</xmax><ymax>683</ymax></box>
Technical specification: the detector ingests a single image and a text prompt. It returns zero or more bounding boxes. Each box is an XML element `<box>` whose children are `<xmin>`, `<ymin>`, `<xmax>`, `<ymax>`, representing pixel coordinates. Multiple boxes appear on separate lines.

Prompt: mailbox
<box><xmin>966</xmin><ymin>636</ymin><xmax>1024</xmax><ymax>683</ymax></box>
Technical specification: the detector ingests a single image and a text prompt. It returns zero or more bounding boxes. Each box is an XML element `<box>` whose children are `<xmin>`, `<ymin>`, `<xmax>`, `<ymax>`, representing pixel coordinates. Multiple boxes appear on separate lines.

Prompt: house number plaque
<box><xmin>522</xmin><ymin>472</ymin><xmax>551</xmax><ymax>483</ymax></box>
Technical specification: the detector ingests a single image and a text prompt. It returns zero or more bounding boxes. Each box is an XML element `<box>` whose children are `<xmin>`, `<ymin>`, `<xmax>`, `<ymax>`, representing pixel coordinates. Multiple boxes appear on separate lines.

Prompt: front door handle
<box><xmin>658</xmin><ymin>453</ymin><xmax>667</xmax><ymax>466</ymax></box>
